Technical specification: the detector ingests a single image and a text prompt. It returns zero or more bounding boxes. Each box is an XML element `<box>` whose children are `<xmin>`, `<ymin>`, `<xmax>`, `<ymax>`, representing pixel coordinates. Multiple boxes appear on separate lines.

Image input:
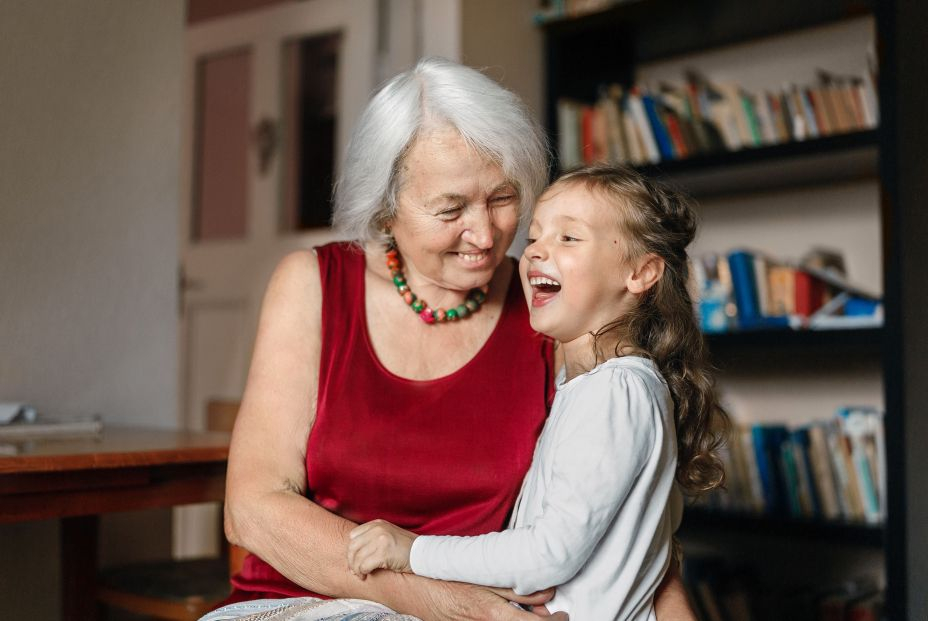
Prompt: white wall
<box><xmin>0</xmin><ymin>0</ymin><xmax>185</xmax><ymax>617</ymax></box>
<box><xmin>461</xmin><ymin>0</ymin><xmax>544</xmax><ymax>121</ymax></box>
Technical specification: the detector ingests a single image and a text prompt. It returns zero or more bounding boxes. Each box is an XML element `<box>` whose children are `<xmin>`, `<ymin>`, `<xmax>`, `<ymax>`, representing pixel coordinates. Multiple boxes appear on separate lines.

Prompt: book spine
<box><xmin>791</xmin><ymin>428</ymin><xmax>821</xmax><ymax>517</ymax></box>
<box><xmin>627</xmin><ymin>91</ymin><xmax>661</xmax><ymax>163</ymax></box>
<box><xmin>557</xmin><ymin>100</ymin><xmax>581</xmax><ymax>169</ymax></box>
<box><xmin>808</xmin><ymin>424</ymin><xmax>842</xmax><ymax>520</ymax></box>
<box><xmin>728</xmin><ymin>251</ymin><xmax>761</xmax><ymax>329</ymax></box>
<box><xmin>621</xmin><ymin>106</ymin><xmax>646</xmax><ymax>165</ymax></box>
<box><xmin>739</xmin><ymin>92</ymin><xmax>763</xmax><ymax>147</ymax></box>
<box><xmin>794</xmin><ymin>270</ymin><xmax>825</xmax><ymax>317</ymax></box>
<box><xmin>799</xmin><ymin>87</ymin><xmax>821</xmax><ymax>139</ymax></box>
<box><xmin>580</xmin><ymin>105</ymin><xmax>595</xmax><ymax>163</ymax></box>
<box><xmin>641</xmin><ymin>92</ymin><xmax>676</xmax><ymax>160</ymax></box>
<box><xmin>779</xmin><ymin>440</ymin><xmax>803</xmax><ymax>517</ymax></box>
<box><xmin>741</xmin><ymin>427</ymin><xmax>766</xmax><ymax>512</ymax></box>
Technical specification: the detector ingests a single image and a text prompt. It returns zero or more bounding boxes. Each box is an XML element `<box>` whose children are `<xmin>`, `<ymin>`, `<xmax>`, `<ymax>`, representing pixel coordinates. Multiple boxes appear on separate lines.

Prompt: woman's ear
<box><xmin>626</xmin><ymin>254</ymin><xmax>665</xmax><ymax>294</ymax></box>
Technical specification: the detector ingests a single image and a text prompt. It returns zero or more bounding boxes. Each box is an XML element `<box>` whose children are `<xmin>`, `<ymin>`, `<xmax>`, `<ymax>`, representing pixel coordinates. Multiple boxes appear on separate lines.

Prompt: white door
<box><xmin>176</xmin><ymin>0</ymin><xmax>378</xmax><ymax>558</ymax></box>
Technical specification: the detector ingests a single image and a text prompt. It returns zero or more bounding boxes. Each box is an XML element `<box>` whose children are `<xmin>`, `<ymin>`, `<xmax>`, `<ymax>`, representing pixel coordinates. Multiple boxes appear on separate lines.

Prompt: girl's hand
<box><xmin>347</xmin><ymin>519</ymin><xmax>418</xmax><ymax>577</ymax></box>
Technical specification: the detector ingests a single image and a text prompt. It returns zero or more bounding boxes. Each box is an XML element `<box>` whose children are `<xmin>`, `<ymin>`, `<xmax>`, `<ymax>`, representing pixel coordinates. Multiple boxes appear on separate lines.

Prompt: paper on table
<box><xmin>0</xmin><ymin>403</ymin><xmax>38</xmax><ymax>425</ymax></box>
<box><xmin>0</xmin><ymin>414</ymin><xmax>103</xmax><ymax>441</ymax></box>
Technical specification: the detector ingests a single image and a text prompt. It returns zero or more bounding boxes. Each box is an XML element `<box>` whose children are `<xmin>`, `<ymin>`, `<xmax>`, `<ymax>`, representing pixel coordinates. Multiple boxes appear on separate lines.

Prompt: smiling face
<box><xmin>388</xmin><ymin>126</ymin><xmax>520</xmax><ymax>293</ymax></box>
<box><xmin>519</xmin><ymin>182</ymin><xmax>641</xmax><ymax>346</ymax></box>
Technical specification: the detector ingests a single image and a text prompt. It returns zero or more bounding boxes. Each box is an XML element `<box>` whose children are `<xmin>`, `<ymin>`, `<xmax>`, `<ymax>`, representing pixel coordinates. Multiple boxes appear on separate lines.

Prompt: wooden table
<box><xmin>0</xmin><ymin>427</ymin><xmax>230</xmax><ymax>621</ymax></box>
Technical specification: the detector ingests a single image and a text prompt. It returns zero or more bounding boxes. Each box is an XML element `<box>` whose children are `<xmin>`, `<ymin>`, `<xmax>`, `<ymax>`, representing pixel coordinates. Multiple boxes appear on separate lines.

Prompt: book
<box><xmin>782</xmin><ymin>87</ymin><xmax>807</xmax><ymax>141</ymax></box>
<box><xmin>779</xmin><ymin>439</ymin><xmax>803</xmax><ymax>517</ymax></box>
<box><xmin>580</xmin><ymin>105</ymin><xmax>596</xmax><ymax>163</ymax></box>
<box><xmin>640</xmin><ymin>90</ymin><xmax>676</xmax><ymax>160</ymax></box>
<box><xmin>601</xmin><ymin>87</ymin><xmax>628</xmax><ymax>163</ymax></box>
<box><xmin>798</xmin><ymin>87</ymin><xmax>821</xmax><ymax>139</ymax></box>
<box><xmin>790</xmin><ymin>427</ymin><xmax>821</xmax><ymax>517</ymax></box>
<box><xmin>837</xmin><ymin>407</ymin><xmax>882</xmax><ymax>524</ymax></box>
<box><xmin>728</xmin><ymin>251</ymin><xmax>761</xmax><ymax>329</ymax></box>
<box><xmin>704</xmin><ymin>410</ymin><xmax>885</xmax><ymax>524</ymax></box>
<box><xmin>621</xmin><ymin>105</ymin><xmax>646</xmax><ymax>165</ymax></box>
<box><xmin>807</xmin><ymin>423</ymin><xmax>842</xmax><ymax>520</ymax></box>
<box><xmin>753</xmin><ymin>91</ymin><xmax>778</xmax><ymax>145</ymax></box>
<box><xmin>793</xmin><ymin>270</ymin><xmax>827</xmax><ymax>317</ymax></box>
<box><xmin>752</xmin><ymin>424</ymin><xmax>790</xmax><ymax>515</ymax></box>
<box><xmin>807</xmin><ymin>86</ymin><xmax>832</xmax><ymax>135</ymax></box>
<box><xmin>739</xmin><ymin>91</ymin><xmax>763</xmax><ymax>147</ymax></box>
<box><xmin>557</xmin><ymin>99</ymin><xmax>582</xmax><ymax>169</ymax></box>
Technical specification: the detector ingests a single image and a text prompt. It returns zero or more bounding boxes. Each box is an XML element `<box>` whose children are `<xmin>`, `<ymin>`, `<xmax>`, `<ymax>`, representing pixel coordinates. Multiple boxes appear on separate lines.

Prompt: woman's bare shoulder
<box><xmin>271</xmin><ymin>249</ymin><xmax>321</xmax><ymax>292</ymax></box>
<box><xmin>259</xmin><ymin>249</ymin><xmax>322</xmax><ymax>320</ymax></box>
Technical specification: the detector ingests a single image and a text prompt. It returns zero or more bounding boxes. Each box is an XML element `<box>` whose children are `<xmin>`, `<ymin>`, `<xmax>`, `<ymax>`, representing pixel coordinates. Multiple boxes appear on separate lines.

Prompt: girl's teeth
<box><xmin>529</xmin><ymin>276</ymin><xmax>561</xmax><ymax>287</ymax></box>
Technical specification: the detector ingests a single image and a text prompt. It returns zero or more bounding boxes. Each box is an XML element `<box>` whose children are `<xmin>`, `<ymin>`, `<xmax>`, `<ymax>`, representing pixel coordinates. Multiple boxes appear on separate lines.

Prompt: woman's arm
<box><xmin>223</xmin><ymin>251</ymin><xmax>555</xmax><ymax>620</ymax></box>
<box><xmin>654</xmin><ymin>563</ymin><xmax>697</xmax><ymax>621</ymax></box>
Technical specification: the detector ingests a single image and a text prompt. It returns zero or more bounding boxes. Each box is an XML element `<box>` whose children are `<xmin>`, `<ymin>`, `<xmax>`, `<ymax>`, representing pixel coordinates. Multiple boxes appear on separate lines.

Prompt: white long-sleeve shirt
<box><xmin>409</xmin><ymin>356</ymin><xmax>679</xmax><ymax>621</ymax></box>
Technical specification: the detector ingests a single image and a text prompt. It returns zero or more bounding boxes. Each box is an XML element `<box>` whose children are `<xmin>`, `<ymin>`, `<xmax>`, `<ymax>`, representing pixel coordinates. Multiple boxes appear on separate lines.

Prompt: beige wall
<box><xmin>0</xmin><ymin>0</ymin><xmax>184</xmax><ymax>616</ymax></box>
<box><xmin>461</xmin><ymin>0</ymin><xmax>544</xmax><ymax>122</ymax></box>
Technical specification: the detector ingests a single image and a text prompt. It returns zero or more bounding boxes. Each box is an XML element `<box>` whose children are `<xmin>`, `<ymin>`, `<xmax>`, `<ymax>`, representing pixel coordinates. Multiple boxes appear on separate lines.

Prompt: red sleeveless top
<box><xmin>230</xmin><ymin>242</ymin><xmax>553</xmax><ymax>598</ymax></box>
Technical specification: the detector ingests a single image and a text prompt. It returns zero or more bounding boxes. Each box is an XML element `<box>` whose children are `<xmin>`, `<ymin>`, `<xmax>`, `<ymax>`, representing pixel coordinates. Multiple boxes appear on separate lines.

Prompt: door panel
<box><xmin>193</xmin><ymin>48</ymin><xmax>252</xmax><ymax>241</ymax></box>
<box><xmin>179</xmin><ymin>0</ymin><xmax>377</xmax><ymax>558</ymax></box>
<box><xmin>174</xmin><ymin>301</ymin><xmax>248</xmax><ymax>558</ymax></box>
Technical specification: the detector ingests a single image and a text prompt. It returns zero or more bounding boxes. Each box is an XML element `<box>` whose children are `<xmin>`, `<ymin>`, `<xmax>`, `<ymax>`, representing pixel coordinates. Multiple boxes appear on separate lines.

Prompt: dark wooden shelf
<box><xmin>705</xmin><ymin>326</ymin><xmax>883</xmax><ymax>358</ymax></box>
<box><xmin>681</xmin><ymin>507</ymin><xmax>884</xmax><ymax>547</ymax></box>
<box><xmin>542</xmin><ymin>0</ymin><xmax>872</xmax><ymax>64</ymax></box>
<box><xmin>634</xmin><ymin>130</ymin><xmax>879</xmax><ymax>197</ymax></box>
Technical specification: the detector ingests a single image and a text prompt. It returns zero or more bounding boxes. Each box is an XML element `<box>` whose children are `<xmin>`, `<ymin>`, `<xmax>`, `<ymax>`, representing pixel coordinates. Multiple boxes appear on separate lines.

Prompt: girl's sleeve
<box><xmin>409</xmin><ymin>367</ymin><xmax>667</xmax><ymax>595</ymax></box>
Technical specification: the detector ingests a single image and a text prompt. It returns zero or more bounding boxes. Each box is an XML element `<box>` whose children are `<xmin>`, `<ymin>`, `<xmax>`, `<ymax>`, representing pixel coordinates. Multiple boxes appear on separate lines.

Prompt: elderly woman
<box><xmin>220</xmin><ymin>58</ymin><xmax>695</xmax><ymax>620</ymax></box>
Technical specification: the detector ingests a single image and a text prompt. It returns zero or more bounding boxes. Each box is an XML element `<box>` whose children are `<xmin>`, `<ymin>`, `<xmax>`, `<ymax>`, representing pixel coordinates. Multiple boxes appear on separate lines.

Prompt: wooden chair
<box><xmin>97</xmin><ymin>399</ymin><xmax>244</xmax><ymax>620</ymax></box>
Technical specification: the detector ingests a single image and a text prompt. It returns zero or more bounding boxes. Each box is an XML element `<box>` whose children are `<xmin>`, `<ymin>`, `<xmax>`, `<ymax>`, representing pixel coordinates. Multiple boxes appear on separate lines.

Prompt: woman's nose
<box><xmin>463</xmin><ymin>207</ymin><xmax>494</xmax><ymax>249</ymax></box>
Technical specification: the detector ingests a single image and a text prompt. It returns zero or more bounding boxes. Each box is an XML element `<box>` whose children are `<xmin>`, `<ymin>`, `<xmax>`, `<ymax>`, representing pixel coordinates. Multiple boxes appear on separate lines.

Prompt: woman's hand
<box><xmin>347</xmin><ymin>519</ymin><xmax>417</xmax><ymax>577</ymax></box>
<box><xmin>407</xmin><ymin>579</ymin><xmax>568</xmax><ymax>621</ymax></box>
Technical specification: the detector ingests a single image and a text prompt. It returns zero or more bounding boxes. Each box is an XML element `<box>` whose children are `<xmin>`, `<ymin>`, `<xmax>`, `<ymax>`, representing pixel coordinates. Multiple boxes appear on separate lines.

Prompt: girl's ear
<box><xmin>626</xmin><ymin>254</ymin><xmax>665</xmax><ymax>294</ymax></box>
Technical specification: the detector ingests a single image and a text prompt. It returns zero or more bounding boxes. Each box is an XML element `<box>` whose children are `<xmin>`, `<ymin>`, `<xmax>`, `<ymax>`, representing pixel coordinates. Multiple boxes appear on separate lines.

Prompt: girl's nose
<box><xmin>525</xmin><ymin>238</ymin><xmax>547</xmax><ymax>261</ymax></box>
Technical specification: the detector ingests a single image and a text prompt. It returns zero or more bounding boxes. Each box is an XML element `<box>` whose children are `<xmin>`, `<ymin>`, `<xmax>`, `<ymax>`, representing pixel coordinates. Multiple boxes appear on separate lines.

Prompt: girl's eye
<box><xmin>560</xmin><ymin>235</ymin><xmax>580</xmax><ymax>242</ymax></box>
<box><xmin>525</xmin><ymin>237</ymin><xmax>537</xmax><ymax>245</ymax></box>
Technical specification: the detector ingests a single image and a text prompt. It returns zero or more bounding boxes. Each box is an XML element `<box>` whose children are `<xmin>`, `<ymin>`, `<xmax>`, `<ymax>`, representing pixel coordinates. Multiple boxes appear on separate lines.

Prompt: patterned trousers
<box><xmin>198</xmin><ymin>597</ymin><xmax>421</xmax><ymax>621</ymax></box>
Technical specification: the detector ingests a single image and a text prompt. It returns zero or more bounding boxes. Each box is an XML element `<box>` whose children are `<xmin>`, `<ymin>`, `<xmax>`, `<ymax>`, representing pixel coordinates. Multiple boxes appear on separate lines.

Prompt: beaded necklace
<box><xmin>386</xmin><ymin>246</ymin><xmax>488</xmax><ymax>324</ymax></box>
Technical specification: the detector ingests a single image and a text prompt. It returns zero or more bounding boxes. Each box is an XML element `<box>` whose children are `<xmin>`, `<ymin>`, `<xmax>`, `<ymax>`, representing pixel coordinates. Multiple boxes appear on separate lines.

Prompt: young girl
<box><xmin>346</xmin><ymin>164</ymin><xmax>728</xmax><ymax>620</ymax></box>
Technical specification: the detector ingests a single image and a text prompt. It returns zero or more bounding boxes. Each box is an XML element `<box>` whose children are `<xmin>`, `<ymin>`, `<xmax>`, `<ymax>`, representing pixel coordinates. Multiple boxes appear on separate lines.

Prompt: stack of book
<box><xmin>696</xmin><ymin>407</ymin><xmax>885</xmax><ymax>525</ymax></box>
<box><xmin>683</xmin><ymin>557</ymin><xmax>884</xmax><ymax>621</ymax></box>
<box><xmin>693</xmin><ymin>249</ymin><xmax>882</xmax><ymax>334</ymax></box>
<box><xmin>556</xmin><ymin>65</ymin><xmax>879</xmax><ymax>169</ymax></box>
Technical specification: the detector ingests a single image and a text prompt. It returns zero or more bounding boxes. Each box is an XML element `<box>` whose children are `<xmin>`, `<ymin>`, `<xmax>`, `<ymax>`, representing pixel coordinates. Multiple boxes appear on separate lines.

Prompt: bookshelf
<box><xmin>705</xmin><ymin>327</ymin><xmax>882</xmax><ymax>358</ymax></box>
<box><xmin>638</xmin><ymin>130</ymin><xmax>879</xmax><ymax>197</ymax></box>
<box><xmin>542</xmin><ymin>0</ymin><xmax>927</xmax><ymax>618</ymax></box>
<box><xmin>680</xmin><ymin>508</ymin><xmax>884</xmax><ymax>548</ymax></box>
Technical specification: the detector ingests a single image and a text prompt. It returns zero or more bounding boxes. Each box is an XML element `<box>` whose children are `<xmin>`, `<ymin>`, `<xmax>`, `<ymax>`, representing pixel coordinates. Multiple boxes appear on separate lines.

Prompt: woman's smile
<box><xmin>455</xmin><ymin>249</ymin><xmax>491</xmax><ymax>266</ymax></box>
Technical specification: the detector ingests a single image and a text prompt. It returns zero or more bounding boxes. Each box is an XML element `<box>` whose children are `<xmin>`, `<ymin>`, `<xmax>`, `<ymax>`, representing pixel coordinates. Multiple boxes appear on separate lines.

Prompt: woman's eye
<box><xmin>437</xmin><ymin>207</ymin><xmax>463</xmax><ymax>220</ymax></box>
<box><xmin>491</xmin><ymin>194</ymin><xmax>516</xmax><ymax>205</ymax></box>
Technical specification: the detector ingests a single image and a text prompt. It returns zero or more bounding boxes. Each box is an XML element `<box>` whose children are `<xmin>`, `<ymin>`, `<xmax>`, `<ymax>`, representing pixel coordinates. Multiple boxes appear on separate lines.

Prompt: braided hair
<box><xmin>552</xmin><ymin>164</ymin><xmax>729</xmax><ymax>494</ymax></box>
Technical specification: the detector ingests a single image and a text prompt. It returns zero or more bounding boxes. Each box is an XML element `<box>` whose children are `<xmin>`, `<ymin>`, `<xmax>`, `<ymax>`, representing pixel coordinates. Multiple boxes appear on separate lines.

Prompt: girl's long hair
<box><xmin>555</xmin><ymin>164</ymin><xmax>729</xmax><ymax>494</ymax></box>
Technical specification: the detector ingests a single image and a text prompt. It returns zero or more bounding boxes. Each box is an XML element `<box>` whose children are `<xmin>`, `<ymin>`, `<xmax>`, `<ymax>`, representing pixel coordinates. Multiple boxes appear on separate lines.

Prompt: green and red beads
<box><xmin>386</xmin><ymin>246</ymin><xmax>488</xmax><ymax>324</ymax></box>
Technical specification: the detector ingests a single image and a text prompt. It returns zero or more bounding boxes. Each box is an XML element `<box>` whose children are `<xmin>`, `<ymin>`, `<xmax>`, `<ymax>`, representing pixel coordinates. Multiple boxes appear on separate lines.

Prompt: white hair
<box><xmin>332</xmin><ymin>57</ymin><xmax>549</xmax><ymax>244</ymax></box>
